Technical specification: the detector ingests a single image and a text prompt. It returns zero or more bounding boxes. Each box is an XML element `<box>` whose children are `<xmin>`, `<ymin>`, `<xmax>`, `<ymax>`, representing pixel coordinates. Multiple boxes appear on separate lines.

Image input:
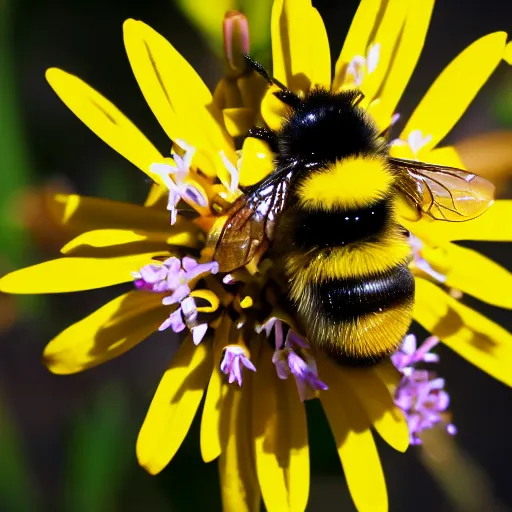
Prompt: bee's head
<box><xmin>277</xmin><ymin>89</ymin><xmax>381</xmax><ymax>168</ymax></box>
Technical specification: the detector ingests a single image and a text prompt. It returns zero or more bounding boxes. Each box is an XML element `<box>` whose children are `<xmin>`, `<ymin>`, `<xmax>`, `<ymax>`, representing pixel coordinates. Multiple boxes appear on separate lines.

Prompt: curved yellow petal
<box><xmin>137</xmin><ymin>338</ymin><xmax>212</xmax><ymax>474</ymax></box>
<box><xmin>43</xmin><ymin>291</ymin><xmax>167</xmax><ymax>374</ymax></box>
<box><xmin>253</xmin><ymin>344</ymin><xmax>309</xmax><ymax>512</ymax></box>
<box><xmin>414</xmin><ymin>278</ymin><xmax>512</xmax><ymax>386</ymax></box>
<box><xmin>362</xmin><ymin>0</ymin><xmax>408</xmax><ymax>102</ymax></box>
<box><xmin>370</xmin><ymin>0</ymin><xmax>435</xmax><ymax>127</ymax></box>
<box><xmin>0</xmin><ymin>252</ymin><xmax>165</xmax><ymax>294</ymax></box>
<box><xmin>219</xmin><ymin>378</ymin><xmax>261</xmax><ymax>512</ymax></box>
<box><xmin>401</xmin><ymin>32</ymin><xmax>508</xmax><ymax>152</ymax></box>
<box><xmin>341</xmin><ymin>366</ymin><xmax>409</xmax><ymax>452</ymax></box>
<box><xmin>200</xmin><ymin>316</ymin><xmax>232</xmax><ymax>462</ymax></box>
<box><xmin>419</xmin><ymin>242</ymin><xmax>512</xmax><ymax>309</ymax></box>
<box><xmin>50</xmin><ymin>194</ymin><xmax>171</xmax><ymax>233</ymax></box>
<box><xmin>271</xmin><ymin>0</ymin><xmax>329</xmax><ymax>91</ymax></box>
<box><xmin>238</xmin><ymin>137</ymin><xmax>274</xmax><ymax>187</ymax></box>
<box><xmin>319</xmin><ymin>357</ymin><xmax>388</xmax><ymax>512</ymax></box>
<box><xmin>123</xmin><ymin>19</ymin><xmax>236</xmax><ymax>184</ymax></box>
<box><xmin>333</xmin><ymin>0</ymin><xmax>381</xmax><ymax>91</ymax></box>
<box><xmin>190</xmin><ymin>289</ymin><xmax>221</xmax><ymax>314</ymax></box>
<box><xmin>61</xmin><ymin>224</ymin><xmax>202</xmax><ymax>255</ymax></box>
<box><xmin>46</xmin><ymin>69</ymin><xmax>163</xmax><ymax>183</ymax></box>
<box><xmin>405</xmin><ymin>200</ymin><xmax>512</xmax><ymax>243</ymax></box>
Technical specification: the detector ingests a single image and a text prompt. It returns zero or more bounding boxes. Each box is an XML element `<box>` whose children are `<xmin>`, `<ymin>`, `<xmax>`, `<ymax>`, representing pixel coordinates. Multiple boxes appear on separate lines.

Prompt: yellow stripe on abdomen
<box><xmin>295</xmin><ymin>155</ymin><xmax>394</xmax><ymax>210</ymax></box>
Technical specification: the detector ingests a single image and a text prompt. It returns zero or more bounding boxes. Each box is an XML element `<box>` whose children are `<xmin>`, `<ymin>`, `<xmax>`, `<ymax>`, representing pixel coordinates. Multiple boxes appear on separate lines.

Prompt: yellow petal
<box><xmin>200</xmin><ymin>316</ymin><xmax>233</xmax><ymax>462</ymax></box>
<box><xmin>370</xmin><ymin>0</ymin><xmax>435</xmax><ymax>127</ymax></box>
<box><xmin>271</xmin><ymin>0</ymin><xmax>330</xmax><ymax>91</ymax></box>
<box><xmin>308</xmin><ymin>7</ymin><xmax>331</xmax><ymax>88</ymax></box>
<box><xmin>333</xmin><ymin>0</ymin><xmax>381</xmax><ymax>91</ymax></box>
<box><xmin>253</xmin><ymin>344</ymin><xmax>309</xmax><ymax>512</ymax></box>
<box><xmin>362</xmin><ymin>0</ymin><xmax>408</xmax><ymax>102</ymax></box>
<box><xmin>373</xmin><ymin>358</ymin><xmax>403</xmax><ymax>396</ymax></box>
<box><xmin>0</xmin><ymin>252</ymin><xmax>166</xmax><ymax>294</ymax></box>
<box><xmin>123</xmin><ymin>19</ymin><xmax>236</xmax><ymax>184</ymax></box>
<box><xmin>223</xmin><ymin>108</ymin><xmax>255</xmax><ymax>138</ymax></box>
<box><xmin>61</xmin><ymin>224</ymin><xmax>202</xmax><ymax>255</ymax></box>
<box><xmin>238</xmin><ymin>137</ymin><xmax>274</xmax><ymax>187</ymax></box>
<box><xmin>414</xmin><ymin>278</ymin><xmax>512</xmax><ymax>386</ymax></box>
<box><xmin>400</xmin><ymin>32</ymin><xmax>508</xmax><ymax>152</ymax></box>
<box><xmin>260</xmin><ymin>87</ymin><xmax>290</xmax><ymax>131</ymax></box>
<box><xmin>405</xmin><ymin>200</ymin><xmax>512</xmax><ymax>243</ymax></box>
<box><xmin>341</xmin><ymin>366</ymin><xmax>409</xmax><ymax>452</ymax></box>
<box><xmin>137</xmin><ymin>337</ymin><xmax>212</xmax><ymax>474</ymax></box>
<box><xmin>50</xmin><ymin>194</ymin><xmax>171</xmax><ymax>233</ymax></box>
<box><xmin>46</xmin><ymin>69</ymin><xmax>163</xmax><ymax>183</ymax></box>
<box><xmin>319</xmin><ymin>357</ymin><xmax>388</xmax><ymax>512</ymax></box>
<box><xmin>144</xmin><ymin>183</ymin><xmax>168</xmax><ymax>208</ymax></box>
<box><xmin>43</xmin><ymin>291</ymin><xmax>168</xmax><ymax>374</ymax></box>
<box><xmin>425</xmin><ymin>146</ymin><xmax>465</xmax><ymax>168</ymax></box>
<box><xmin>419</xmin><ymin>242</ymin><xmax>512</xmax><ymax>309</ymax></box>
<box><xmin>219</xmin><ymin>379</ymin><xmax>261</xmax><ymax>512</ymax></box>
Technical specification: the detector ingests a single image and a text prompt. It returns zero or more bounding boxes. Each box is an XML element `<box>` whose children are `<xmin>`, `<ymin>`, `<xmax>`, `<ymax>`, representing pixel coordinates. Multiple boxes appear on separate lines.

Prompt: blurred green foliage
<box><xmin>0</xmin><ymin>0</ymin><xmax>32</xmax><ymax>268</ymax></box>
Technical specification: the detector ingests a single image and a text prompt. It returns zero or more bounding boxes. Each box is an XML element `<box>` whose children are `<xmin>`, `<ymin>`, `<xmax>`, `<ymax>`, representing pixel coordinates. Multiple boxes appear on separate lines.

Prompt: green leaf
<box><xmin>0</xmin><ymin>396</ymin><xmax>39</xmax><ymax>512</ymax></box>
<box><xmin>0</xmin><ymin>0</ymin><xmax>33</xmax><ymax>266</ymax></box>
<box><xmin>63</xmin><ymin>381</ymin><xmax>131</xmax><ymax>512</ymax></box>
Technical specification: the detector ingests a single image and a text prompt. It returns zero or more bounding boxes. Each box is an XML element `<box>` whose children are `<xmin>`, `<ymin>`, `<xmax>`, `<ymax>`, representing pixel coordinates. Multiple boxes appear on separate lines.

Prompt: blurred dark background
<box><xmin>1</xmin><ymin>0</ymin><xmax>511</xmax><ymax>510</ymax></box>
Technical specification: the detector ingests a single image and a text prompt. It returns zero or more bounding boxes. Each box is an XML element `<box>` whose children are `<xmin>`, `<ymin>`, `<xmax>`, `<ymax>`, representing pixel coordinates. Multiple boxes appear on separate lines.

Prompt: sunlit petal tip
<box><xmin>401</xmin><ymin>31</ymin><xmax>508</xmax><ymax>151</ymax></box>
<box><xmin>42</xmin><ymin>292</ymin><xmax>167</xmax><ymax>374</ymax></box>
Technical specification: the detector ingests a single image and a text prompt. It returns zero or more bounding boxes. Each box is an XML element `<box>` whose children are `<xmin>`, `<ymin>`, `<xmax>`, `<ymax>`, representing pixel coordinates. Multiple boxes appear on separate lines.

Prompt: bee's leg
<box><xmin>243</xmin><ymin>54</ymin><xmax>301</xmax><ymax>106</ymax></box>
<box><xmin>248</xmin><ymin>126</ymin><xmax>279</xmax><ymax>153</ymax></box>
<box><xmin>274</xmin><ymin>89</ymin><xmax>301</xmax><ymax>108</ymax></box>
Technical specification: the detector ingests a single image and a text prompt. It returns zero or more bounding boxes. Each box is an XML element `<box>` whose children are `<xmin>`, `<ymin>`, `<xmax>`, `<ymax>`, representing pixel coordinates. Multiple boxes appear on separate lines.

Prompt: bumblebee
<box><xmin>212</xmin><ymin>57</ymin><xmax>494</xmax><ymax>365</ymax></box>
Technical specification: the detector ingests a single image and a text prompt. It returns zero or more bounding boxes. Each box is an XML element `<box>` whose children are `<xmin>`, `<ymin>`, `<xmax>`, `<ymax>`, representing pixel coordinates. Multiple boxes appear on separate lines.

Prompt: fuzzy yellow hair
<box><xmin>296</xmin><ymin>155</ymin><xmax>394</xmax><ymax>210</ymax></box>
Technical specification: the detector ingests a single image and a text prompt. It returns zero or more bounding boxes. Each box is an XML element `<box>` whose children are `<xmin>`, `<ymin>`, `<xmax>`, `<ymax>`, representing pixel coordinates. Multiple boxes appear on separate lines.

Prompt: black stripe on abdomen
<box><xmin>289</xmin><ymin>197</ymin><xmax>391</xmax><ymax>250</ymax></box>
<box><xmin>310</xmin><ymin>264</ymin><xmax>415</xmax><ymax>321</ymax></box>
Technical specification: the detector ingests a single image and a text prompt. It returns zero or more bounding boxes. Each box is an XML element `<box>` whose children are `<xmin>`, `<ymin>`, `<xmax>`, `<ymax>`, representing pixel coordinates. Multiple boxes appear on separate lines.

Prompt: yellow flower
<box><xmin>0</xmin><ymin>1</ymin><xmax>511</xmax><ymax>511</ymax></box>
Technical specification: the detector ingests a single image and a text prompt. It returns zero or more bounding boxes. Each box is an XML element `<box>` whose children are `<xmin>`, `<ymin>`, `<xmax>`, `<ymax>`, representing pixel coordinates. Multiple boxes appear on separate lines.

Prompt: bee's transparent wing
<box><xmin>213</xmin><ymin>170</ymin><xmax>293</xmax><ymax>272</ymax></box>
<box><xmin>390</xmin><ymin>157</ymin><xmax>495</xmax><ymax>221</ymax></box>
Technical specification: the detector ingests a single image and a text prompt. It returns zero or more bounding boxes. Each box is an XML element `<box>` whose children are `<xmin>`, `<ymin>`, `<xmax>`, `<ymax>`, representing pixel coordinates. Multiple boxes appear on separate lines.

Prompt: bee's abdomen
<box><xmin>313</xmin><ymin>264</ymin><xmax>414</xmax><ymax>320</ymax></box>
<box><xmin>290</xmin><ymin>197</ymin><xmax>391</xmax><ymax>249</ymax></box>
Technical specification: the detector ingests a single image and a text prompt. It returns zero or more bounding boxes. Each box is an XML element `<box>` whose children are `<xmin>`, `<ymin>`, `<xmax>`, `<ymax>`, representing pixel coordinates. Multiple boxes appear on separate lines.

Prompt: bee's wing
<box><xmin>389</xmin><ymin>157</ymin><xmax>495</xmax><ymax>221</ymax></box>
<box><xmin>213</xmin><ymin>170</ymin><xmax>293</xmax><ymax>272</ymax></box>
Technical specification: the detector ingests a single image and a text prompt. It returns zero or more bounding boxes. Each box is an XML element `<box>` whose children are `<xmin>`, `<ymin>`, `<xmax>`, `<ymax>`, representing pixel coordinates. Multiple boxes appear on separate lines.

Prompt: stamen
<box><xmin>150</xmin><ymin>142</ymin><xmax>209</xmax><ymax>224</ymax></box>
<box><xmin>267</xmin><ymin>325</ymin><xmax>328</xmax><ymax>401</ymax></box>
<box><xmin>220</xmin><ymin>345</ymin><xmax>256</xmax><ymax>386</ymax></box>
<box><xmin>135</xmin><ymin>256</ymin><xmax>218</xmax><ymax>344</ymax></box>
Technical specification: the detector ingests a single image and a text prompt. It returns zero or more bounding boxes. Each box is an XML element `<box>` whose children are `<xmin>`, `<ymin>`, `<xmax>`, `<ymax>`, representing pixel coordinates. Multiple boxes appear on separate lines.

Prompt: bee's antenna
<box><xmin>243</xmin><ymin>54</ymin><xmax>287</xmax><ymax>90</ymax></box>
<box><xmin>243</xmin><ymin>54</ymin><xmax>300</xmax><ymax>108</ymax></box>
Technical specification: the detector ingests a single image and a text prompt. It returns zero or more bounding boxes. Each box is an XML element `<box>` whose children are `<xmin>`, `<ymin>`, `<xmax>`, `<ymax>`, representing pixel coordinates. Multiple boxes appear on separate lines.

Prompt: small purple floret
<box><xmin>393</xmin><ymin>334</ymin><xmax>457</xmax><ymax>445</ymax></box>
<box><xmin>220</xmin><ymin>345</ymin><xmax>256</xmax><ymax>386</ymax></box>
<box><xmin>265</xmin><ymin>318</ymin><xmax>328</xmax><ymax>401</ymax></box>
